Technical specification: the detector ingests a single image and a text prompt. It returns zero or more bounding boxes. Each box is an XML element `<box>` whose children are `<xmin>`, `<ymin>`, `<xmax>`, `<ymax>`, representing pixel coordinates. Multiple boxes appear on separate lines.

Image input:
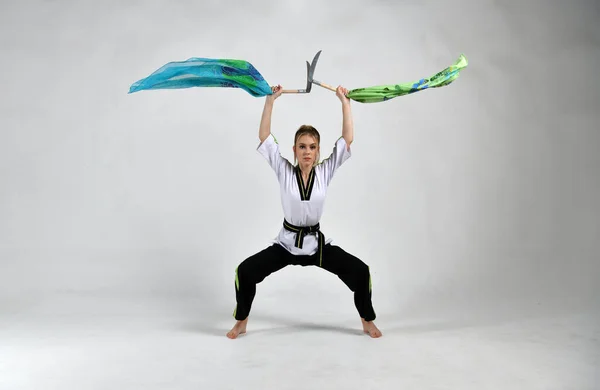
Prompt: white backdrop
<box><xmin>1</xmin><ymin>0</ymin><xmax>598</xmax><ymax>337</ymax></box>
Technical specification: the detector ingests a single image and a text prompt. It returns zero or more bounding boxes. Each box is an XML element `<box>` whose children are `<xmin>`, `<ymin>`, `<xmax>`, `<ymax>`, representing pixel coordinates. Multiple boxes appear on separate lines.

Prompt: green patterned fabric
<box><xmin>346</xmin><ymin>54</ymin><xmax>468</xmax><ymax>103</ymax></box>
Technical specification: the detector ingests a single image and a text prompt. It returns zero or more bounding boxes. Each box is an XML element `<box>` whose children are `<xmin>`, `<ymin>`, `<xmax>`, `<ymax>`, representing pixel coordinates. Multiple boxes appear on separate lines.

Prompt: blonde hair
<box><xmin>294</xmin><ymin>125</ymin><xmax>320</xmax><ymax>166</ymax></box>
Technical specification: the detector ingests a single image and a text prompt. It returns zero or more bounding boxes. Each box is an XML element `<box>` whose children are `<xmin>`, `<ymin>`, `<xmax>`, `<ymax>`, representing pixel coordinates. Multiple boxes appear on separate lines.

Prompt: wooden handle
<box><xmin>312</xmin><ymin>79</ymin><xmax>337</xmax><ymax>92</ymax></box>
<box><xmin>281</xmin><ymin>89</ymin><xmax>306</xmax><ymax>93</ymax></box>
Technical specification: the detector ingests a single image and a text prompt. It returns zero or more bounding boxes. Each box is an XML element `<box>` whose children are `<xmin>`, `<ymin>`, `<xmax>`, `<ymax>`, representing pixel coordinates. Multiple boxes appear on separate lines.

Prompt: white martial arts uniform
<box><xmin>257</xmin><ymin>133</ymin><xmax>352</xmax><ymax>256</ymax></box>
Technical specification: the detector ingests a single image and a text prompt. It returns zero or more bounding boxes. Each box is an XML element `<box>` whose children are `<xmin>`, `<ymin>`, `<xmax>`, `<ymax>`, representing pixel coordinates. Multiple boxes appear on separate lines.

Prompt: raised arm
<box><xmin>256</xmin><ymin>84</ymin><xmax>291</xmax><ymax>179</ymax></box>
<box><xmin>259</xmin><ymin>85</ymin><xmax>283</xmax><ymax>142</ymax></box>
<box><xmin>336</xmin><ymin>86</ymin><xmax>353</xmax><ymax>148</ymax></box>
<box><xmin>318</xmin><ymin>86</ymin><xmax>354</xmax><ymax>186</ymax></box>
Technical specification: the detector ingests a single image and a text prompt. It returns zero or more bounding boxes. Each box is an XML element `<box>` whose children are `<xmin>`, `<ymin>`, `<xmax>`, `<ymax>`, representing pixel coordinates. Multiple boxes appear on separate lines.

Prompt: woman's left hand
<box><xmin>336</xmin><ymin>85</ymin><xmax>350</xmax><ymax>104</ymax></box>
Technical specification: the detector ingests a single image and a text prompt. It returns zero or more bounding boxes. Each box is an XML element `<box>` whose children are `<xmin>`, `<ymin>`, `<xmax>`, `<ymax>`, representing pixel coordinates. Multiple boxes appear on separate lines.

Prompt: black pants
<box><xmin>233</xmin><ymin>243</ymin><xmax>376</xmax><ymax>321</ymax></box>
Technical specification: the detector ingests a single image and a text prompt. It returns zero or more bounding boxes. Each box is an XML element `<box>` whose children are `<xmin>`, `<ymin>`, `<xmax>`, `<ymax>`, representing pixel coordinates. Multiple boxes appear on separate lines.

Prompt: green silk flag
<box><xmin>346</xmin><ymin>54</ymin><xmax>468</xmax><ymax>103</ymax></box>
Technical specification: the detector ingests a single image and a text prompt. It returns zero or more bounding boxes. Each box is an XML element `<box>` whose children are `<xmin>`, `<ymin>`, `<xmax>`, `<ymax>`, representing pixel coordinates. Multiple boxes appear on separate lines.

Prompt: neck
<box><xmin>298</xmin><ymin>163</ymin><xmax>312</xmax><ymax>176</ymax></box>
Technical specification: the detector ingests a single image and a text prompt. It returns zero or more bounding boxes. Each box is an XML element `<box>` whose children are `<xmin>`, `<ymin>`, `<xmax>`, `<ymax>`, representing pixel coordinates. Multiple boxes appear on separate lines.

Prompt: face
<box><xmin>293</xmin><ymin>134</ymin><xmax>319</xmax><ymax>167</ymax></box>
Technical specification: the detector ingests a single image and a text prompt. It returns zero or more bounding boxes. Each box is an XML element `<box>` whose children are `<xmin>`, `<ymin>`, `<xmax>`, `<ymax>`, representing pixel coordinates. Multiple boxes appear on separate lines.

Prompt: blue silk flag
<box><xmin>128</xmin><ymin>57</ymin><xmax>273</xmax><ymax>97</ymax></box>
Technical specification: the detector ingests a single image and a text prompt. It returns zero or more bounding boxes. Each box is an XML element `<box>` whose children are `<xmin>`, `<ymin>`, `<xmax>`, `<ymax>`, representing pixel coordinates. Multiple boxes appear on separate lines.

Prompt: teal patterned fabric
<box><xmin>129</xmin><ymin>57</ymin><xmax>272</xmax><ymax>97</ymax></box>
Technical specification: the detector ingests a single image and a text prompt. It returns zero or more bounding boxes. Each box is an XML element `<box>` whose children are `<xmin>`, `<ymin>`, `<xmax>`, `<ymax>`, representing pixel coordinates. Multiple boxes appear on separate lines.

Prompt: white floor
<box><xmin>1</xmin><ymin>293</ymin><xmax>598</xmax><ymax>390</ymax></box>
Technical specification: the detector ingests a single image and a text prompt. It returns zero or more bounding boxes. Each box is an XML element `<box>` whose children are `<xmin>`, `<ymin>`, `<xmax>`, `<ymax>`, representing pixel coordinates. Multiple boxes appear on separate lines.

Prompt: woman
<box><xmin>227</xmin><ymin>84</ymin><xmax>382</xmax><ymax>339</ymax></box>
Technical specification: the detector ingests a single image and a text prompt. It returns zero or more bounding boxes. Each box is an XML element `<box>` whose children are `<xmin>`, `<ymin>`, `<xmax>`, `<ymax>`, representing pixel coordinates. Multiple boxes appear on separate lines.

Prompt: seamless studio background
<box><xmin>1</xmin><ymin>0</ymin><xmax>598</xmax><ymax>389</ymax></box>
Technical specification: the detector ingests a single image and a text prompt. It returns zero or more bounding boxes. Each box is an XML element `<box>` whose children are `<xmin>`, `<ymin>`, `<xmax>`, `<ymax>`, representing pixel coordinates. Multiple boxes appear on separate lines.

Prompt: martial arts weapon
<box><xmin>128</xmin><ymin>51</ymin><xmax>468</xmax><ymax>102</ymax></box>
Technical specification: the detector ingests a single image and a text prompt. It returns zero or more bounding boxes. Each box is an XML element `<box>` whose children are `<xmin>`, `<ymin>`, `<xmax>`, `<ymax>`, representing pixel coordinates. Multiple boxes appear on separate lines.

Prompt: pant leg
<box><xmin>233</xmin><ymin>244</ymin><xmax>290</xmax><ymax>320</ymax></box>
<box><xmin>320</xmin><ymin>244</ymin><xmax>376</xmax><ymax>321</ymax></box>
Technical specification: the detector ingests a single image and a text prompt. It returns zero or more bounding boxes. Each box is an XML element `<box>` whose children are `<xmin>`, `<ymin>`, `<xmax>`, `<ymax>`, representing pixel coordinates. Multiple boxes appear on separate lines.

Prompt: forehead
<box><xmin>297</xmin><ymin>134</ymin><xmax>317</xmax><ymax>144</ymax></box>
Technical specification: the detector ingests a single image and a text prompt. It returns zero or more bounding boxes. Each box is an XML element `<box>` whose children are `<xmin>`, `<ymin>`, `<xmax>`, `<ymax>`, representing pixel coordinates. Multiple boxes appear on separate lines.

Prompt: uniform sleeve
<box><xmin>256</xmin><ymin>133</ymin><xmax>292</xmax><ymax>179</ymax></box>
<box><xmin>320</xmin><ymin>136</ymin><xmax>352</xmax><ymax>186</ymax></box>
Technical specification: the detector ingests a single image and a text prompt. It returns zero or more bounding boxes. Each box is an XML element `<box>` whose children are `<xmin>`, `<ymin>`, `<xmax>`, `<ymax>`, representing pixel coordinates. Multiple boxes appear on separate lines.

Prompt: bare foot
<box><xmin>361</xmin><ymin>318</ymin><xmax>382</xmax><ymax>338</ymax></box>
<box><xmin>226</xmin><ymin>318</ymin><xmax>248</xmax><ymax>339</ymax></box>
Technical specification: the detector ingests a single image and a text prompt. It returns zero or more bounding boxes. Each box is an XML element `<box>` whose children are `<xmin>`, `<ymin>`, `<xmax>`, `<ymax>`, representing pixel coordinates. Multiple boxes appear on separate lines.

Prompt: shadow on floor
<box><xmin>179</xmin><ymin>312</ymin><xmax>365</xmax><ymax>337</ymax></box>
<box><xmin>176</xmin><ymin>306</ymin><xmax>569</xmax><ymax>338</ymax></box>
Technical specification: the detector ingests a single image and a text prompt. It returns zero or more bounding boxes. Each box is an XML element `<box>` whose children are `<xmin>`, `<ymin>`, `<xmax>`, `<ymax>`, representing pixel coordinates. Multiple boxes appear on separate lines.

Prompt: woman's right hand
<box><xmin>266</xmin><ymin>84</ymin><xmax>283</xmax><ymax>103</ymax></box>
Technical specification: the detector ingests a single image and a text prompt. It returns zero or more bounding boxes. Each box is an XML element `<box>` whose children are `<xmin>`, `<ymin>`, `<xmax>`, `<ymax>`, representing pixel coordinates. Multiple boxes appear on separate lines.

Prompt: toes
<box><xmin>227</xmin><ymin>327</ymin><xmax>247</xmax><ymax>339</ymax></box>
<box><xmin>363</xmin><ymin>325</ymin><xmax>382</xmax><ymax>338</ymax></box>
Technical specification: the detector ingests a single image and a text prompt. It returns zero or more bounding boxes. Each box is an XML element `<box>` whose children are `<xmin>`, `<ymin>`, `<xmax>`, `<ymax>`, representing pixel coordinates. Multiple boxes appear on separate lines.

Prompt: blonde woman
<box><xmin>227</xmin><ymin>85</ymin><xmax>381</xmax><ymax>339</ymax></box>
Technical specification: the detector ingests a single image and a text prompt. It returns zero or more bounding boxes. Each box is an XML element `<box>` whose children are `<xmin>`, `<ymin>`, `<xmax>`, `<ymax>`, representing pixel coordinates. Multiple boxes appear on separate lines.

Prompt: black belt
<box><xmin>283</xmin><ymin>219</ymin><xmax>325</xmax><ymax>267</ymax></box>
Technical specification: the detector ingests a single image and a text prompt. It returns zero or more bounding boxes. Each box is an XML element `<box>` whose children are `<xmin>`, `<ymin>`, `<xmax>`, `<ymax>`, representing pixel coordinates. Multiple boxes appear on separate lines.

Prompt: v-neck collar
<box><xmin>294</xmin><ymin>165</ymin><xmax>316</xmax><ymax>201</ymax></box>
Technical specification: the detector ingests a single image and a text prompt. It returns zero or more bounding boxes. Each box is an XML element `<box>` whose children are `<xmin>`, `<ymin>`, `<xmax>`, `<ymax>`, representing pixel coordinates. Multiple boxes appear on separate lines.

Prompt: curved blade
<box><xmin>307</xmin><ymin>50</ymin><xmax>334</xmax><ymax>92</ymax></box>
<box><xmin>284</xmin><ymin>50</ymin><xmax>322</xmax><ymax>94</ymax></box>
<box><xmin>305</xmin><ymin>61</ymin><xmax>312</xmax><ymax>93</ymax></box>
<box><xmin>306</xmin><ymin>50</ymin><xmax>322</xmax><ymax>85</ymax></box>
